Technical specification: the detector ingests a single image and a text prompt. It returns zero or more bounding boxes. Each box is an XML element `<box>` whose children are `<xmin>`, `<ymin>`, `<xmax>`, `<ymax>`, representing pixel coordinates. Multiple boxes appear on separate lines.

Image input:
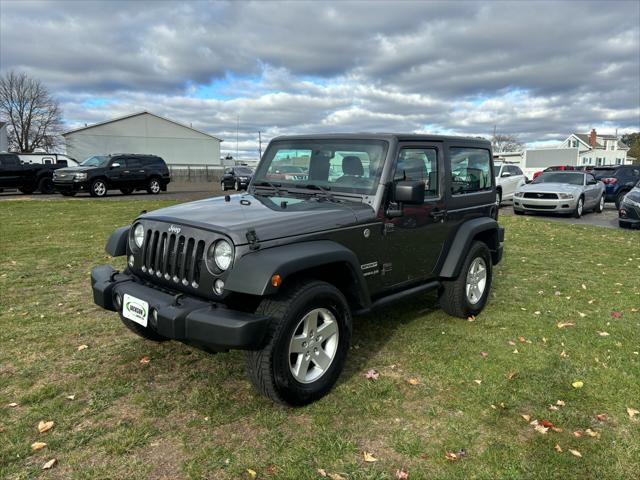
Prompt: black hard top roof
<box><xmin>270</xmin><ymin>133</ymin><xmax>491</xmax><ymax>146</ymax></box>
<box><xmin>109</xmin><ymin>153</ymin><xmax>161</xmax><ymax>157</ymax></box>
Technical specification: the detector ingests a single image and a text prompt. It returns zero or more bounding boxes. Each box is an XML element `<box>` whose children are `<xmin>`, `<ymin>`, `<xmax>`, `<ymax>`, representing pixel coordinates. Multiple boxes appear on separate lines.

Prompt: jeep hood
<box><xmin>139</xmin><ymin>193</ymin><xmax>376</xmax><ymax>245</ymax></box>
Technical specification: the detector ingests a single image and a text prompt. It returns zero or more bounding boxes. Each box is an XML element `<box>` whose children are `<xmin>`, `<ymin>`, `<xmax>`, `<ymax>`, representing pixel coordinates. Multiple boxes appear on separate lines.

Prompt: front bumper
<box><xmin>91</xmin><ymin>264</ymin><xmax>270</xmax><ymax>351</ymax></box>
<box><xmin>619</xmin><ymin>203</ymin><xmax>640</xmax><ymax>228</ymax></box>
<box><xmin>513</xmin><ymin>196</ymin><xmax>577</xmax><ymax>213</ymax></box>
<box><xmin>54</xmin><ymin>179</ymin><xmax>90</xmax><ymax>192</ymax></box>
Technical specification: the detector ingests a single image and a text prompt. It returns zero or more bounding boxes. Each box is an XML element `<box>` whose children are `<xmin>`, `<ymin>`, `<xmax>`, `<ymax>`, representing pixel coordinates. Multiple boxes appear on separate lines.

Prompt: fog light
<box><xmin>213</xmin><ymin>279</ymin><xmax>225</xmax><ymax>295</ymax></box>
<box><xmin>114</xmin><ymin>293</ymin><xmax>122</xmax><ymax>309</ymax></box>
<box><xmin>128</xmin><ymin>255</ymin><xmax>134</xmax><ymax>267</ymax></box>
<box><xmin>152</xmin><ymin>309</ymin><xmax>158</xmax><ymax>321</ymax></box>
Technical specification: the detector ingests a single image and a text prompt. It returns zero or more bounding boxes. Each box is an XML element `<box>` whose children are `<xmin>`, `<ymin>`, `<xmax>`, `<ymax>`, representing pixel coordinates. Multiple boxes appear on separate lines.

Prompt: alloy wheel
<box><xmin>288</xmin><ymin>308</ymin><xmax>339</xmax><ymax>384</ymax></box>
<box><xmin>93</xmin><ymin>181</ymin><xmax>106</xmax><ymax>196</ymax></box>
<box><xmin>150</xmin><ymin>180</ymin><xmax>160</xmax><ymax>193</ymax></box>
<box><xmin>465</xmin><ymin>257</ymin><xmax>487</xmax><ymax>305</ymax></box>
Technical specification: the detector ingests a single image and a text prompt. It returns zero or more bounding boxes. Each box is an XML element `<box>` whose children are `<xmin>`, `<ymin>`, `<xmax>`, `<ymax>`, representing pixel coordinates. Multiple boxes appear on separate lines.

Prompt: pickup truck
<box><xmin>0</xmin><ymin>153</ymin><xmax>65</xmax><ymax>194</ymax></box>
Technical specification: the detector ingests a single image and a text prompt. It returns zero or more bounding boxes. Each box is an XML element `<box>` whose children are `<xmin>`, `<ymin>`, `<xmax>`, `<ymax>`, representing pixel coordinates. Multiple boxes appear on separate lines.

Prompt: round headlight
<box><xmin>133</xmin><ymin>223</ymin><xmax>145</xmax><ymax>249</ymax></box>
<box><xmin>213</xmin><ymin>240</ymin><xmax>233</xmax><ymax>271</ymax></box>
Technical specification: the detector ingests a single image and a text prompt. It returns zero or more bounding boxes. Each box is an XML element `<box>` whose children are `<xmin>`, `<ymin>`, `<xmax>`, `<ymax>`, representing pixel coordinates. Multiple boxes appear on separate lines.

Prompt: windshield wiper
<box><xmin>301</xmin><ymin>184</ymin><xmax>337</xmax><ymax>202</ymax></box>
<box><xmin>252</xmin><ymin>180</ymin><xmax>285</xmax><ymax>196</ymax></box>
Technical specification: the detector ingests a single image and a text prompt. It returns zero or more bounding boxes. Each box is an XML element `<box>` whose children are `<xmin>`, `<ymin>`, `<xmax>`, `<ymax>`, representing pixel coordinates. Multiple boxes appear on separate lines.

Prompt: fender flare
<box><xmin>225</xmin><ymin>240</ymin><xmax>370</xmax><ymax>304</ymax></box>
<box><xmin>439</xmin><ymin>217</ymin><xmax>502</xmax><ymax>278</ymax></box>
<box><xmin>105</xmin><ymin>225</ymin><xmax>130</xmax><ymax>257</ymax></box>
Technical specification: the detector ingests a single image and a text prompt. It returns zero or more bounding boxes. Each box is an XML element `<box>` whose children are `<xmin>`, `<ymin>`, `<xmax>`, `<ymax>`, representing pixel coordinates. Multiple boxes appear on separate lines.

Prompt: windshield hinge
<box><xmin>246</xmin><ymin>229</ymin><xmax>260</xmax><ymax>250</ymax></box>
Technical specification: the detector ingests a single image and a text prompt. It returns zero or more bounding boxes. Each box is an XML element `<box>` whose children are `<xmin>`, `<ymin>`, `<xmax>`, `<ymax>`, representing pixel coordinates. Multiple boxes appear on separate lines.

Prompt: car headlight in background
<box><xmin>132</xmin><ymin>223</ymin><xmax>145</xmax><ymax>249</ymax></box>
<box><xmin>514</xmin><ymin>191</ymin><xmax>524</xmax><ymax>198</ymax></box>
<box><xmin>74</xmin><ymin>172</ymin><xmax>87</xmax><ymax>180</ymax></box>
<box><xmin>558</xmin><ymin>193</ymin><xmax>575</xmax><ymax>199</ymax></box>
<box><xmin>206</xmin><ymin>240</ymin><xmax>234</xmax><ymax>273</ymax></box>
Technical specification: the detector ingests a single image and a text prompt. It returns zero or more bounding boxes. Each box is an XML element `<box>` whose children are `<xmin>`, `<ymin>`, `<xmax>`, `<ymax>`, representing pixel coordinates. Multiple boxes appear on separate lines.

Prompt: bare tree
<box><xmin>0</xmin><ymin>71</ymin><xmax>63</xmax><ymax>152</ymax></box>
<box><xmin>491</xmin><ymin>133</ymin><xmax>525</xmax><ymax>153</ymax></box>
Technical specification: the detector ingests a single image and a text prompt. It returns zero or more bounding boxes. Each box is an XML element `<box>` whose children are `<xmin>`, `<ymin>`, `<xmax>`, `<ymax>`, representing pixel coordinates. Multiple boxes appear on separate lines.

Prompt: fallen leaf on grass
<box><xmin>246</xmin><ymin>468</ymin><xmax>257</xmax><ymax>479</ymax></box>
<box><xmin>445</xmin><ymin>452</ymin><xmax>459</xmax><ymax>461</ymax></box>
<box><xmin>328</xmin><ymin>474</ymin><xmax>346</xmax><ymax>480</ymax></box>
<box><xmin>627</xmin><ymin>407</ymin><xmax>639</xmax><ymax>418</ymax></box>
<box><xmin>507</xmin><ymin>372</ymin><xmax>518</xmax><ymax>380</ymax></box>
<box><xmin>557</xmin><ymin>322</ymin><xmax>575</xmax><ymax>329</ymax></box>
<box><xmin>571</xmin><ymin>381</ymin><xmax>584</xmax><ymax>389</ymax></box>
<box><xmin>31</xmin><ymin>442</ymin><xmax>47</xmax><ymax>452</ymax></box>
<box><xmin>560</xmin><ymin>350</ymin><xmax>568</xmax><ymax>358</ymax></box>
<box><xmin>42</xmin><ymin>459</ymin><xmax>57</xmax><ymax>470</ymax></box>
<box><xmin>77</xmin><ymin>344</ymin><xmax>88</xmax><ymax>351</ymax></box>
<box><xmin>467</xmin><ymin>315</ymin><xmax>475</xmax><ymax>322</ymax></box>
<box><xmin>521</xmin><ymin>414</ymin><xmax>531</xmax><ymax>422</ymax></box>
<box><xmin>395</xmin><ymin>469</ymin><xmax>409</xmax><ymax>479</ymax></box>
<box><xmin>480</xmin><ymin>351</ymin><xmax>488</xmax><ymax>358</ymax></box>
<box><xmin>8</xmin><ymin>402</ymin><xmax>18</xmax><ymax>407</ymax></box>
<box><xmin>38</xmin><ymin>421</ymin><xmax>54</xmax><ymax>433</ymax></box>
<box><xmin>596</xmin><ymin>414</ymin><xmax>608</xmax><ymax>422</ymax></box>
<box><xmin>585</xmin><ymin>429</ymin><xmax>600</xmax><ymax>438</ymax></box>
<box><xmin>518</xmin><ymin>336</ymin><xmax>526</xmax><ymax>343</ymax></box>
<box><xmin>512</xmin><ymin>349</ymin><xmax>519</xmax><ymax>354</ymax></box>
<box><xmin>554</xmin><ymin>444</ymin><xmax>563</xmax><ymax>452</ymax></box>
<box><xmin>66</xmin><ymin>395</ymin><xmax>75</xmax><ymax>400</ymax></box>
<box><xmin>578</xmin><ymin>312</ymin><xmax>587</xmax><ymax>318</ymax></box>
<box><xmin>581</xmin><ymin>284</ymin><xmax>587</xmax><ymax>290</ymax></box>
<box><xmin>611</xmin><ymin>311</ymin><xmax>623</xmax><ymax>319</ymax></box>
<box><xmin>407</xmin><ymin>378</ymin><xmax>419</xmax><ymax>386</ymax></box>
<box><xmin>534</xmin><ymin>424</ymin><xmax>549</xmax><ymax>434</ymax></box>
<box><xmin>556</xmin><ymin>400</ymin><xmax>566</xmax><ymax>406</ymax></box>
<box><xmin>548</xmin><ymin>405</ymin><xmax>559</xmax><ymax>411</ymax></box>
<box><xmin>573</xmin><ymin>431</ymin><xmax>582</xmax><ymax>438</ymax></box>
<box><xmin>363</xmin><ymin>451</ymin><xmax>377</xmax><ymax>462</ymax></box>
<box><xmin>365</xmin><ymin>369</ymin><xmax>379</xmax><ymax>380</ymax></box>
<box><xmin>569</xmin><ymin>449</ymin><xmax>582</xmax><ymax>458</ymax></box>
<box><xmin>597</xmin><ymin>331</ymin><xmax>610</xmax><ymax>337</ymax></box>
<box><xmin>317</xmin><ymin>469</ymin><xmax>327</xmax><ymax>477</ymax></box>
<box><xmin>140</xmin><ymin>356</ymin><xmax>151</xmax><ymax>365</ymax></box>
<box><xmin>474</xmin><ymin>380</ymin><xmax>482</xmax><ymax>385</ymax></box>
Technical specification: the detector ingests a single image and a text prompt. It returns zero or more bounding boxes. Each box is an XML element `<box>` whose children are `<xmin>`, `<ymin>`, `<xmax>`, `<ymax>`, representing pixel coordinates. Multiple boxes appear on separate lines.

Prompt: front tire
<box><xmin>615</xmin><ymin>191</ymin><xmax>628</xmax><ymax>210</ymax></box>
<box><xmin>246</xmin><ymin>280</ymin><xmax>352</xmax><ymax>406</ymax></box>
<box><xmin>90</xmin><ymin>179</ymin><xmax>107</xmax><ymax>197</ymax></box>
<box><xmin>573</xmin><ymin>196</ymin><xmax>584</xmax><ymax>218</ymax></box>
<box><xmin>439</xmin><ymin>241</ymin><xmax>493</xmax><ymax>318</ymax></box>
<box><xmin>38</xmin><ymin>177</ymin><xmax>55</xmax><ymax>194</ymax></box>
<box><xmin>147</xmin><ymin>177</ymin><xmax>161</xmax><ymax>194</ymax></box>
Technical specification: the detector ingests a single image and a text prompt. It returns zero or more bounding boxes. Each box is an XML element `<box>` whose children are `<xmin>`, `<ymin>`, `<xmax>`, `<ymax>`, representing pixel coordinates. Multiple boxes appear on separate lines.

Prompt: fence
<box><xmin>168</xmin><ymin>165</ymin><xmax>226</xmax><ymax>183</ymax></box>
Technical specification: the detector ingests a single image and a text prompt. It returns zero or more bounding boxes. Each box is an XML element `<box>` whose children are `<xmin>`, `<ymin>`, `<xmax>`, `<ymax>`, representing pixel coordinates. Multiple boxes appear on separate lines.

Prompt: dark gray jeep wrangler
<box><xmin>92</xmin><ymin>134</ymin><xmax>504</xmax><ymax>405</ymax></box>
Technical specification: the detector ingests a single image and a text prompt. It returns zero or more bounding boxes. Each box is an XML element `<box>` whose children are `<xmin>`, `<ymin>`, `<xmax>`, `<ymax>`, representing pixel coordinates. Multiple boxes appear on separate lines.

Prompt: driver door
<box><xmin>380</xmin><ymin>143</ymin><xmax>451</xmax><ymax>287</ymax></box>
<box><xmin>106</xmin><ymin>158</ymin><xmax>130</xmax><ymax>188</ymax></box>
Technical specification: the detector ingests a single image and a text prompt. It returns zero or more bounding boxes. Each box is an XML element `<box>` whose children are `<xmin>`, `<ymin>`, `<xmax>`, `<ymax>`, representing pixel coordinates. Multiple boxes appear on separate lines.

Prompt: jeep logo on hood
<box><xmin>168</xmin><ymin>225</ymin><xmax>181</xmax><ymax>234</ymax></box>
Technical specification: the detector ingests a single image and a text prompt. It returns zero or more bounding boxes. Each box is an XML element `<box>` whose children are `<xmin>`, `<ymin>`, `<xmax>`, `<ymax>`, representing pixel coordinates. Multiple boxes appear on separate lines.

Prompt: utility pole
<box><xmin>258</xmin><ymin>131</ymin><xmax>262</xmax><ymax>160</ymax></box>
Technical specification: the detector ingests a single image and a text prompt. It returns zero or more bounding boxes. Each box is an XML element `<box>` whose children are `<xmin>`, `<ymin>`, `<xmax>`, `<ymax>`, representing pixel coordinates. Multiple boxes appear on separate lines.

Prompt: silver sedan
<box><xmin>513</xmin><ymin>171</ymin><xmax>605</xmax><ymax>218</ymax></box>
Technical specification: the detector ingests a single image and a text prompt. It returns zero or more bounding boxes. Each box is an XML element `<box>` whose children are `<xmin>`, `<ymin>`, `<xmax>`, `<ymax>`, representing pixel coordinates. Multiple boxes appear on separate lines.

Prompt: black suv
<box><xmin>592</xmin><ymin>165</ymin><xmax>640</xmax><ymax>208</ymax></box>
<box><xmin>53</xmin><ymin>154</ymin><xmax>170</xmax><ymax>197</ymax></box>
<box><xmin>220</xmin><ymin>166</ymin><xmax>253</xmax><ymax>191</ymax></box>
<box><xmin>0</xmin><ymin>153</ymin><xmax>65</xmax><ymax>194</ymax></box>
<box><xmin>91</xmin><ymin>134</ymin><xmax>504</xmax><ymax>405</ymax></box>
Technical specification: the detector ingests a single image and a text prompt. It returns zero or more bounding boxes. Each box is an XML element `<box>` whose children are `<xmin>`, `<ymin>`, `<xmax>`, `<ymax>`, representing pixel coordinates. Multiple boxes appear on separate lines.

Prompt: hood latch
<box><xmin>246</xmin><ymin>229</ymin><xmax>260</xmax><ymax>250</ymax></box>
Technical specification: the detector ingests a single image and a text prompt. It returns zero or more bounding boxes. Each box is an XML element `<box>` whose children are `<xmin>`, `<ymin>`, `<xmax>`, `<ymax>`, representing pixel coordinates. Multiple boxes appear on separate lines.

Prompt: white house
<box><xmin>560</xmin><ymin>129</ymin><xmax>631</xmax><ymax>167</ymax></box>
<box><xmin>63</xmin><ymin>111</ymin><xmax>223</xmax><ymax>167</ymax></box>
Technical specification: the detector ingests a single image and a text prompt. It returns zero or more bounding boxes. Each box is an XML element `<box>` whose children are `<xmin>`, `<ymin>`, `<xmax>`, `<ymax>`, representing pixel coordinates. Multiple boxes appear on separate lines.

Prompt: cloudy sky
<box><xmin>1</xmin><ymin>0</ymin><xmax>639</xmax><ymax>159</ymax></box>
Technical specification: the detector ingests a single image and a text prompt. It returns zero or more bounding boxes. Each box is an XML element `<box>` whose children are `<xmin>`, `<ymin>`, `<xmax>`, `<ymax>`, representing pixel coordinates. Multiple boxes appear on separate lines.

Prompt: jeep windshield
<box><xmin>252</xmin><ymin>139</ymin><xmax>388</xmax><ymax>196</ymax></box>
<box><xmin>80</xmin><ymin>155</ymin><xmax>109</xmax><ymax>167</ymax></box>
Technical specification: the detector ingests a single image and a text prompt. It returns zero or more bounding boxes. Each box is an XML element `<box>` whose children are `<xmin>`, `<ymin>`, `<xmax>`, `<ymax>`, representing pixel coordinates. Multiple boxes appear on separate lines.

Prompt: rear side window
<box><xmin>126</xmin><ymin>158</ymin><xmax>142</xmax><ymax>169</ymax></box>
<box><xmin>142</xmin><ymin>157</ymin><xmax>165</xmax><ymax>168</ymax></box>
<box><xmin>394</xmin><ymin>148</ymin><xmax>439</xmax><ymax>197</ymax></box>
<box><xmin>449</xmin><ymin>147</ymin><xmax>492</xmax><ymax>195</ymax></box>
<box><xmin>0</xmin><ymin>154</ymin><xmax>20</xmax><ymax>166</ymax></box>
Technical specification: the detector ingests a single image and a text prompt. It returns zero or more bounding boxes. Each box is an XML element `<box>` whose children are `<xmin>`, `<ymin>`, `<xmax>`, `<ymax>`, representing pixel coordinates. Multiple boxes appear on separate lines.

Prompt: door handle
<box><xmin>123</xmin><ymin>170</ymin><xmax>130</xmax><ymax>173</ymax></box>
<box><xmin>430</xmin><ymin>210</ymin><xmax>447</xmax><ymax>220</ymax></box>
<box><xmin>139</xmin><ymin>170</ymin><xmax>144</xmax><ymax>173</ymax></box>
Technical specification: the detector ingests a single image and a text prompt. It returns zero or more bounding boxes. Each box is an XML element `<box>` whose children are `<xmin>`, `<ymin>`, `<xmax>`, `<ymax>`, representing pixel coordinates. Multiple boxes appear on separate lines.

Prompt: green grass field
<box><xmin>1</xmin><ymin>198</ymin><xmax>639</xmax><ymax>480</ymax></box>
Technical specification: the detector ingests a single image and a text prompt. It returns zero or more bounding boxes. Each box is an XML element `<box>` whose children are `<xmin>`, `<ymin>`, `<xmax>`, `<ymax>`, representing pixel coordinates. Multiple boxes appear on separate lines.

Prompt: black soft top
<box><xmin>269</xmin><ymin>133</ymin><xmax>491</xmax><ymax>146</ymax></box>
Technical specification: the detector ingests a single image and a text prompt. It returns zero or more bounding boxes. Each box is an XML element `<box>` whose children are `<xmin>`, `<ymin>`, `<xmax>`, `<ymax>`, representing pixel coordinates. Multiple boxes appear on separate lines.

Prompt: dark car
<box><xmin>90</xmin><ymin>134</ymin><xmax>504</xmax><ymax>405</ymax></box>
<box><xmin>592</xmin><ymin>165</ymin><xmax>640</xmax><ymax>208</ymax></box>
<box><xmin>618</xmin><ymin>180</ymin><xmax>640</xmax><ymax>229</ymax></box>
<box><xmin>532</xmin><ymin>165</ymin><xmax>579</xmax><ymax>180</ymax></box>
<box><xmin>0</xmin><ymin>152</ymin><xmax>65</xmax><ymax>194</ymax></box>
<box><xmin>220</xmin><ymin>166</ymin><xmax>254</xmax><ymax>191</ymax></box>
<box><xmin>53</xmin><ymin>154</ymin><xmax>170</xmax><ymax>197</ymax></box>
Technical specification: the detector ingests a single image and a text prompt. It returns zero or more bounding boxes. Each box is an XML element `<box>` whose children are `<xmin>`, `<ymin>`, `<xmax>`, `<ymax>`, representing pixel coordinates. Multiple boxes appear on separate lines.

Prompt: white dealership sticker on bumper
<box><xmin>122</xmin><ymin>294</ymin><xmax>149</xmax><ymax>327</ymax></box>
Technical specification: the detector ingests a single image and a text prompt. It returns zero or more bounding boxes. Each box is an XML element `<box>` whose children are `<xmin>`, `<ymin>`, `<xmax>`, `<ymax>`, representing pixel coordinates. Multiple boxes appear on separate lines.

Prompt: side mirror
<box><xmin>111</xmin><ymin>162</ymin><xmax>121</xmax><ymax>168</ymax></box>
<box><xmin>394</xmin><ymin>180</ymin><xmax>425</xmax><ymax>204</ymax></box>
<box><xmin>501</xmin><ymin>172</ymin><xmax>511</xmax><ymax>178</ymax></box>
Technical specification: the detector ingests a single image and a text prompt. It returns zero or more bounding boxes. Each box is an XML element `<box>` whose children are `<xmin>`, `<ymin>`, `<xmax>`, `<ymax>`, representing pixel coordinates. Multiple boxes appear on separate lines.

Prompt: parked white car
<box><xmin>494</xmin><ymin>162</ymin><xmax>526</xmax><ymax>206</ymax></box>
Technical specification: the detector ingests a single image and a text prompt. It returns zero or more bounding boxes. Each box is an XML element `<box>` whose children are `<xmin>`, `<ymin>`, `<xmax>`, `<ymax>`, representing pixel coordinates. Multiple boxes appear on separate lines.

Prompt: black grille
<box><xmin>523</xmin><ymin>192</ymin><xmax>558</xmax><ymax>199</ymax></box>
<box><xmin>141</xmin><ymin>229</ymin><xmax>205</xmax><ymax>287</ymax></box>
<box><xmin>523</xmin><ymin>204</ymin><xmax>556</xmax><ymax>210</ymax></box>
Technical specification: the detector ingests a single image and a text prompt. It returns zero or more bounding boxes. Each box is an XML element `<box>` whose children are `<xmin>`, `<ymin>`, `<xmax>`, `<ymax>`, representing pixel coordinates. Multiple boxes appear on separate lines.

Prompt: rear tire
<box><xmin>595</xmin><ymin>195</ymin><xmax>604</xmax><ymax>213</ymax></box>
<box><xmin>246</xmin><ymin>280</ymin><xmax>352</xmax><ymax>406</ymax></box>
<box><xmin>38</xmin><ymin>177</ymin><xmax>55</xmax><ymax>194</ymax></box>
<box><xmin>120</xmin><ymin>317</ymin><xmax>168</xmax><ymax>342</ymax></box>
<box><xmin>439</xmin><ymin>241</ymin><xmax>493</xmax><ymax>318</ymax></box>
<box><xmin>90</xmin><ymin>179</ymin><xmax>107</xmax><ymax>197</ymax></box>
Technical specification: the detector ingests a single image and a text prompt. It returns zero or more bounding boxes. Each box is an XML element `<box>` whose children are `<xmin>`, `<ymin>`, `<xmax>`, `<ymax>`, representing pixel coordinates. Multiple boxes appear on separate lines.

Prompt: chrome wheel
<box><xmin>93</xmin><ymin>181</ymin><xmax>106</xmax><ymax>196</ymax></box>
<box><xmin>577</xmin><ymin>198</ymin><xmax>583</xmax><ymax>216</ymax></box>
<box><xmin>599</xmin><ymin>196</ymin><xmax>604</xmax><ymax>211</ymax></box>
<box><xmin>150</xmin><ymin>179</ymin><xmax>160</xmax><ymax>193</ymax></box>
<box><xmin>465</xmin><ymin>257</ymin><xmax>487</xmax><ymax>305</ymax></box>
<box><xmin>288</xmin><ymin>308</ymin><xmax>339</xmax><ymax>384</ymax></box>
